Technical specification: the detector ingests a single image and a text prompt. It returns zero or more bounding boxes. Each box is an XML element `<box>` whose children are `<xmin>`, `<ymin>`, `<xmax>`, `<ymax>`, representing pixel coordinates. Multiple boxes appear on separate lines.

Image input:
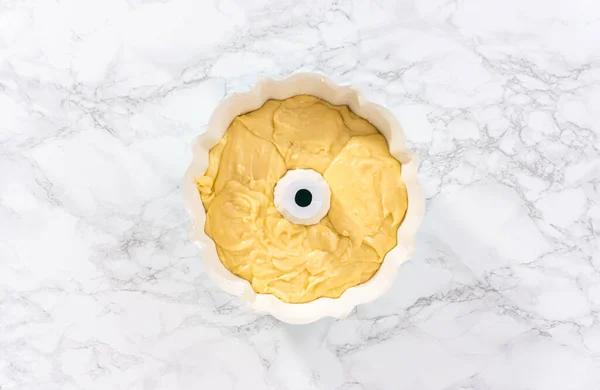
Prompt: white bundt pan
<box><xmin>182</xmin><ymin>73</ymin><xmax>425</xmax><ymax>324</ymax></box>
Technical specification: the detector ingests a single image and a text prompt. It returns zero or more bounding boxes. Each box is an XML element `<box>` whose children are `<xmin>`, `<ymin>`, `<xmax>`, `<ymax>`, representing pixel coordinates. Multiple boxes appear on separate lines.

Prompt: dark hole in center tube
<box><xmin>294</xmin><ymin>189</ymin><xmax>312</xmax><ymax>207</ymax></box>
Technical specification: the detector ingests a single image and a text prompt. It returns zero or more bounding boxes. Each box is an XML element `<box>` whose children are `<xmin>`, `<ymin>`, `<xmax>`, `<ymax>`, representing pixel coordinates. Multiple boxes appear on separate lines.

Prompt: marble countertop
<box><xmin>1</xmin><ymin>0</ymin><xmax>599</xmax><ymax>389</ymax></box>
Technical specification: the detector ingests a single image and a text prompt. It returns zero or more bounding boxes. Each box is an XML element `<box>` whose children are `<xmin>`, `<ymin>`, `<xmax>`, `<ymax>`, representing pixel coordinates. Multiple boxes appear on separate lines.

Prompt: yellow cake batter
<box><xmin>196</xmin><ymin>95</ymin><xmax>408</xmax><ymax>303</ymax></box>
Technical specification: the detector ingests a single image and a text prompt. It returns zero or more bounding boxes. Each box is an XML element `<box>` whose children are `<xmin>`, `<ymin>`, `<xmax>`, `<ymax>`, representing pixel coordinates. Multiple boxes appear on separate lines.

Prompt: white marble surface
<box><xmin>1</xmin><ymin>0</ymin><xmax>600</xmax><ymax>389</ymax></box>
